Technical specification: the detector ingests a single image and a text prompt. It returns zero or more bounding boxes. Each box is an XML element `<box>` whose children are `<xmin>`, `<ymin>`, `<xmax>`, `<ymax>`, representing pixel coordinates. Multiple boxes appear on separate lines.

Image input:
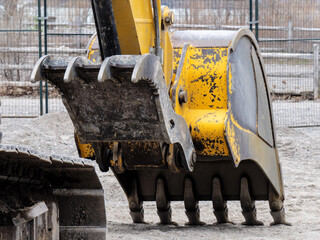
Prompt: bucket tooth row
<box><xmin>122</xmin><ymin>175</ymin><xmax>289</xmax><ymax>226</ymax></box>
<box><xmin>31</xmin><ymin>54</ymin><xmax>196</xmax><ymax>172</ymax></box>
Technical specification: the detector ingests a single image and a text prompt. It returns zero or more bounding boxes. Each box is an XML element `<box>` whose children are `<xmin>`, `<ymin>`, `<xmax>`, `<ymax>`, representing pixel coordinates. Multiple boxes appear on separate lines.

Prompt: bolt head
<box><xmin>191</xmin><ymin>151</ymin><xmax>197</xmax><ymax>166</ymax></box>
<box><xmin>178</xmin><ymin>90</ymin><xmax>188</xmax><ymax>104</ymax></box>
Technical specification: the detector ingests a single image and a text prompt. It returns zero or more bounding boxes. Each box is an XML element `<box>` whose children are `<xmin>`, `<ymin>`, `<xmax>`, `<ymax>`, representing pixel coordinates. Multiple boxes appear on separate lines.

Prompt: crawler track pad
<box><xmin>0</xmin><ymin>144</ymin><xmax>106</xmax><ymax>240</ymax></box>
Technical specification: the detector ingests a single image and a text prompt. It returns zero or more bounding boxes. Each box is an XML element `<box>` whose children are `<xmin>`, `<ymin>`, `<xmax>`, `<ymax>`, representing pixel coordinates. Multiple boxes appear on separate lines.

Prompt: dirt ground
<box><xmin>1</xmin><ymin>112</ymin><xmax>319</xmax><ymax>239</ymax></box>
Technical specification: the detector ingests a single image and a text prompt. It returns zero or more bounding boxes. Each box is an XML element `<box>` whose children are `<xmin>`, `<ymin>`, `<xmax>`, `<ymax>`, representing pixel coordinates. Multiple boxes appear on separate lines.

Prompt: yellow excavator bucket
<box><xmin>30</xmin><ymin>0</ymin><xmax>290</xmax><ymax>229</ymax></box>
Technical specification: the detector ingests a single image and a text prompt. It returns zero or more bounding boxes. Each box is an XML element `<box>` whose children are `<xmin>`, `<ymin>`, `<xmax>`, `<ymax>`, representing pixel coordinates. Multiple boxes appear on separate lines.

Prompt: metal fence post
<box><xmin>44</xmin><ymin>0</ymin><xmax>49</xmax><ymax>114</ymax></box>
<box><xmin>255</xmin><ymin>0</ymin><xmax>259</xmax><ymax>42</ymax></box>
<box><xmin>288</xmin><ymin>21</ymin><xmax>293</xmax><ymax>53</ymax></box>
<box><xmin>249</xmin><ymin>0</ymin><xmax>253</xmax><ymax>31</ymax></box>
<box><xmin>38</xmin><ymin>0</ymin><xmax>43</xmax><ymax>116</ymax></box>
<box><xmin>313</xmin><ymin>44</ymin><xmax>319</xmax><ymax>99</ymax></box>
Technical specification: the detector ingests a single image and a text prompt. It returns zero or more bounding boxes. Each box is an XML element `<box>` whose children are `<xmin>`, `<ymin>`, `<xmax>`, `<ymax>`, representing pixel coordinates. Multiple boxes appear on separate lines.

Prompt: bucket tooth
<box><xmin>112</xmin><ymin>142</ymin><xmax>125</xmax><ymax>174</ymax></box>
<box><xmin>97</xmin><ymin>57</ymin><xmax>113</xmax><ymax>82</ymax></box>
<box><xmin>129</xmin><ymin>209</ymin><xmax>145</xmax><ymax>224</ymax></box>
<box><xmin>212</xmin><ymin>177</ymin><xmax>233</xmax><ymax>224</ymax></box>
<box><xmin>270</xmin><ymin>208</ymin><xmax>291</xmax><ymax>226</ymax></box>
<box><xmin>156</xmin><ymin>177</ymin><xmax>175</xmax><ymax>225</ymax></box>
<box><xmin>30</xmin><ymin>55</ymin><xmax>51</xmax><ymax>83</ymax></box>
<box><xmin>68</xmin><ymin>56</ymin><xmax>101</xmax><ymax>84</ymax></box>
<box><xmin>240</xmin><ymin>177</ymin><xmax>263</xmax><ymax>226</ymax></box>
<box><xmin>128</xmin><ymin>178</ymin><xmax>145</xmax><ymax>223</ymax></box>
<box><xmin>63</xmin><ymin>56</ymin><xmax>81</xmax><ymax>83</ymax></box>
<box><xmin>269</xmin><ymin>184</ymin><xmax>291</xmax><ymax>226</ymax></box>
<box><xmin>184</xmin><ymin>177</ymin><xmax>205</xmax><ymax>225</ymax></box>
<box><xmin>91</xmin><ymin>142</ymin><xmax>111</xmax><ymax>172</ymax></box>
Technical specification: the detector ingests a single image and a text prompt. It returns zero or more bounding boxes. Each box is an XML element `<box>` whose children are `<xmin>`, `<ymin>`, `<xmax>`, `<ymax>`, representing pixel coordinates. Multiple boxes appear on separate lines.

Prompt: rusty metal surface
<box><xmin>122</xmin><ymin>142</ymin><xmax>165</xmax><ymax>170</ymax></box>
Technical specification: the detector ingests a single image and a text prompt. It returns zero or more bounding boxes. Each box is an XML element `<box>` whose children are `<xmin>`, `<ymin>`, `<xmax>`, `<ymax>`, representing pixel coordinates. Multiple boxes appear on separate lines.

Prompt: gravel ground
<box><xmin>1</xmin><ymin>112</ymin><xmax>320</xmax><ymax>239</ymax></box>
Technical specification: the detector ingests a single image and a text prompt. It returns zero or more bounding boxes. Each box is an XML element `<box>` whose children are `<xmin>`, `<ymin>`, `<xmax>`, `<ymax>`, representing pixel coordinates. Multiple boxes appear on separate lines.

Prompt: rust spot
<box><xmin>193</xmin><ymin>126</ymin><xmax>200</xmax><ymax>133</ymax></box>
<box><xmin>194</xmin><ymin>139</ymin><xmax>205</xmax><ymax>152</ymax></box>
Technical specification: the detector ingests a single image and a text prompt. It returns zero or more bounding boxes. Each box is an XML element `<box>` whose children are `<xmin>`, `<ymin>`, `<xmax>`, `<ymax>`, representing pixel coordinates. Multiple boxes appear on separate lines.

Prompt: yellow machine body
<box><xmin>111</xmin><ymin>0</ymin><xmax>155</xmax><ymax>55</ymax></box>
<box><xmin>172</xmin><ymin>46</ymin><xmax>230</xmax><ymax>157</ymax></box>
<box><xmin>78</xmin><ymin>26</ymin><xmax>283</xmax><ymax>197</ymax></box>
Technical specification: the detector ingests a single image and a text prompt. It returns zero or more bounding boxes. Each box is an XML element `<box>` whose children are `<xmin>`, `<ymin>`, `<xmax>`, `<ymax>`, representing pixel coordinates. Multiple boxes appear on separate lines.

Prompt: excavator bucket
<box><xmin>29</xmin><ymin>0</ymin><xmax>289</xmax><ymax>227</ymax></box>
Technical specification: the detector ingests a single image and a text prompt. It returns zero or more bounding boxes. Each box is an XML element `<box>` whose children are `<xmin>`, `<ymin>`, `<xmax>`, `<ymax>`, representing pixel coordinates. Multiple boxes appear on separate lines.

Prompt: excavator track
<box><xmin>0</xmin><ymin>144</ymin><xmax>107</xmax><ymax>240</ymax></box>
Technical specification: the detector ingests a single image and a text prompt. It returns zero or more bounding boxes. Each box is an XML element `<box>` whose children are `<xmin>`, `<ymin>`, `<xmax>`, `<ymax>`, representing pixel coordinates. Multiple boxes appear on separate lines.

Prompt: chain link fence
<box><xmin>258</xmin><ymin>0</ymin><xmax>320</xmax><ymax>127</ymax></box>
<box><xmin>0</xmin><ymin>0</ymin><xmax>94</xmax><ymax>117</ymax></box>
<box><xmin>0</xmin><ymin>0</ymin><xmax>41</xmax><ymax>117</ymax></box>
<box><xmin>1</xmin><ymin>0</ymin><xmax>320</xmax><ymax>127</ymax></box>
<box><xmin>44</xmin><ymin>0</ymin><xmax>94</xmax><ymax>114</ymax></box>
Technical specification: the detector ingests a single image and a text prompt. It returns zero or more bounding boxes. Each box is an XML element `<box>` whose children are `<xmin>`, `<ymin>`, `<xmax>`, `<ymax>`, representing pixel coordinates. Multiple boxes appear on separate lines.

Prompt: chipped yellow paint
<box><xmin>226</xmin><ymin>118</ymin><xmax>241</xmax><ymax>165</ymax></box>
<box><xmin>87</xmin><ymin>35</ymin><xmax>99</xmax><ymax>63</ymax></box>
<box><xmin>230</xmin><ymin>112</ymin><xmax>254</xmax><ymax>135</ymax></box>
<box><xmin>226</xmin><ymin>61</ymin><xmax>253</xmax><ymax>164</ymax></box>
<box><xmin>225</xmin><ymin>61</ymin><xmax>241</xmax><ymax>164</ymax></box>
<box><xmin>75</xmin><ymin>134</ymin><xmax>95</xmax><ymax>159</ymax></box>
<box><xmin>75</xmin><ymin>35</ymin><xmax>98</xmax><ymax>159</ymax></box>
<box><xmin>187</xmin><ymin>109</ymin><xmax>229</xmax><ymax>156</ymax></box>
<box><xmin>172</xmin><ymin>47</ymin><xmax>230</xmax><ymax>156</ymax></box>
<box><xmin>161</xmin><ymin>30</ymin><xmax>173</xmax><ymax>87</ymax></box>
<box><xmin>226</xmin><ymin>111</ymin><xmax>256</xmax><ymax>165</ymax></box>
<box><xmin>227</xmin><ymin>62</ymin><xmax>233</xmax><ymax>95</ymax></box>
<box><xmin>87</xmin><ymin>35</ymin><xmax>96</xmax><ymax>52</ymax></box>
<box><xmin>88</xmin><ymin>51</ymin><xmax>99</xmax><ymax>63</ymax></box>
